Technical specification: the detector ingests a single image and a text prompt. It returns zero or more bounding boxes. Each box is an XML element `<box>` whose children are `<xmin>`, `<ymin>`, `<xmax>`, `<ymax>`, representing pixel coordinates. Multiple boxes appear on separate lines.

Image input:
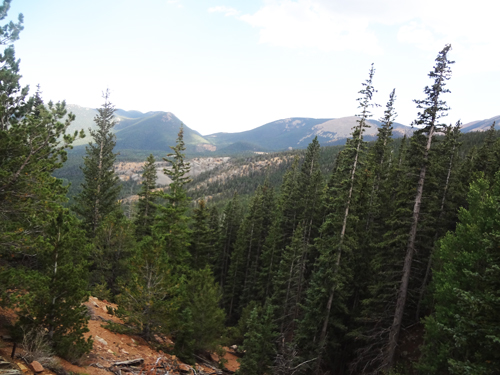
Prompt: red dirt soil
<box><xmin>0</xmin><ymin>297</ymin><xmax>240</xmax><ymax>375</ymax></box>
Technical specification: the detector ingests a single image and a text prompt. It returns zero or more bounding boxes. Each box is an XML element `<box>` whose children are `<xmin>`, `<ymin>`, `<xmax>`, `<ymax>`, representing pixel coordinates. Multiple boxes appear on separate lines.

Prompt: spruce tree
<box><xmin>237</xmin><ymin>304</ymin><xmax>277</xmax><ymax>375</ymax></box>
<box><xmin>189</xmin><ymin>199</ymin><xmax>212</xmax><ymax>269</ymax></box>
<box><xmin>296</xmin><ymin>65</ymin><xmax>377</xmax><ymax>369</ymax></box>
<box><xmin>224</xmin><ymin>182</ymin><xmax>275</xmax><ymax>321</ymax></box>
<box><xmin>91</xmin><ymin>211</ymin><xmax>136</xmax><ymax>298</ymax></box>
<box><xmin>214</xmin><ymin>193</ymin><xmax>242</xmax><ymax>289</ymax></box>
<box><xmin>385</xmin><ymin>44</ymin><xmax>453</xmax><ymax>370</ymax></box>
<box><xmin>419</xmin><ymin>172</ymin><xmax>500</xmax><ymax>374</ymax></box>
<box><xmin>174</xmin><ymin>266</ymin><xmax>225</xmax><ymax>363</ymax></box>
<box><xmin>74</xmin><ymin>90</ymin><xmax>121</xmax><ymax>236</ymax></box>
<box><xmin>154</xmin><ymin>125</ymin><xmax>192</xmax><ymax>270</ymax></box>
<box><xmin>118</xmin><ymin>235</ymin><xmax>176</xmax><ymax>341</ymax></box>
<box><xmin>134</xmin><ymin>154</ymin><xmax>157</xmax><ymax>239</ymax></box>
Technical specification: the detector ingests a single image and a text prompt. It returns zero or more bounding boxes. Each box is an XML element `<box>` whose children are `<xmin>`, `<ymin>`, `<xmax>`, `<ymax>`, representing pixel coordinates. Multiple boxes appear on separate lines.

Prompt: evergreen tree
<box><xmin>471</xmin><ymin>121</ymin><xmax>499</xmax><ymax>183</ymax></box>
<box><xmin>7</xmin><ymin>209</ymin><xmax>93</xmax><ymax>362</ymax></box>
<box><xmin>237</xmin><ymin>304</ymin><xmax>277</xmax><ymax>375</ymax></box>
<box><xmin>189</xmin><ymin>199</ymin><xmax>212</xmax><ymax>269</ymax></box>
<box><xmin>91</xmin><ymin>211</ymin><xmax>137</xmax><ymax>298</ymax></box>
<box><xmin>155</xmin><ymin>125</ymin><xmax>192</xmax><ymax>270</ymax></box>
<box><xmin>118</xmin><ymin>235</ymin><xmax>176</xmax><ymax>341</ymax></box>
<box><xmin>296</xmin><ymin>65</ymin><xmax>377</xmax><ymax>369</ymax></box>
<box><xmin>415</xmin><ymin>121</ymin><xmax>462</xmax><ymax>320</ymax></box>
<box><xmin>134</xmin><ymin>154</ymin><xmax>157</xmax><ymax>238</ymax></box>
<box><xmin>271</xmin><ymin>223</ymin><xmax>307</xmax><ymax>340</ymax></box>
<box><xmin>1</xmin><ymin>99</ymin><xmax>80</xmax><ymax>252</ymax></box>
<box><xmin>74</xmin><ymin>90</ymin><xmax>121</xmax><ymax>236</ymax></box>
<box><xmin>385</xmin><ymin>44</ymin><xmax>453</xmax><ymax>371</ymax></box>
<box><xmin>214</xmin><ymin>193</ymin><xmax>242</xmax><ymax>289</ymax></box>
<box><xmin>419</xmin><ymin>172</ymin><xmax>500</xmax><ymax>374</ymax></box>
<box><xmin>224</xmin><ymin>182</ymin><xmax>275</xmax><ymax>321</ymax></box>
<box><xmin>256</xmin><ymin>156</ymin><xmax>301</xmax><ymax>302</ymax></box>
<box><xmin>0</xmin><ymin>0</ymin><xmax>25</xmax><ymax>130</ymax></box>
<box><xmin>174</xmin><ymin>266</ymin><xmax>225</xmax><ymax>363</ymax></box>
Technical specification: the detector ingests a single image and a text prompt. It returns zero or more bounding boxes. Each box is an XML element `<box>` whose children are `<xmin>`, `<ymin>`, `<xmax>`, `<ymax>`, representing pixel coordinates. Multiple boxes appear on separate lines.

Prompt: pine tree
<box><xmin>471</xmin><ymin>121</ymin><xmax>499</xmax><ymax>183</ymax></box>
<box><xmin>1</xmin><ymin>99</ymin><xmax>80</xmax><ymax>252</ymax></box>
<box><xmin>118</xmin><ymin>235</ymin><xmax>176</xmax><ymax>341</ymax></box>
<box><xmin>415</xmin><ymin>121</ymin><xmax>462</xmax><ymax>320</ymax></box>
<box><xmin>91</xmin><ymin>211</ymin><xmax>137</xmax><ymax>298</ymax></box>
<box><xmin>385</xmin><ymin>44</ymin><xmax>454</xmax><ymax>370</ymax></box>
<box><xmin>256</xmin><ymin>157</ymin><xmax>301</xmax><ymax>302</ymax></box>
<box><xmin>7</xmin><ymin>208</ymin><xmax>93</xmax><ymax>362</ymax></box>
<box><xmin>134</xmin><ymin>154</ymin><xmax>157</xmax><ymax>239</ymax></box>
<box><xmin>224</xmin><ymin>182</ymin><xmax>275</xmax><ymax>321</ymax></box>
<box><xmin>189</xmin><ymin>199</ymin><xmax>212</xmax><ymax>269</ymax></box>
<box><xmin>296</xmin><ymin>65</ymin><xmax>378</xmax><ymax>369</ymax></box>
<box><xmin>419</xmin><ymin>172</ymin><xmax>500</xmax><ymax>374</ymax></box>
<box><xmin>214</xmin><ymin>193</ymin><xmax>242</xmax><ymax>289</ymax></box>
<box><xmin>74</xmin><ymin>90</ymin><xmax>121</xmax><ymax>236</ymax></box>
<box><xmin>237</xmin><ymin>304</ymin><xmax>277</xmax><ymax>375</ymax></box>
<box><xmin>155</xmin><ymin>125</ymin><xmax>192</xmax><ymax>270</ymax></box>
<box><xmin>0</xmin><ymin>0</ymin><xmax>25</xmax><ymax>130</ymax></box>
<box><xmin>174</xmin><ymin>266</ymin><xmax>225</xmax><ymax>363</ymax></box>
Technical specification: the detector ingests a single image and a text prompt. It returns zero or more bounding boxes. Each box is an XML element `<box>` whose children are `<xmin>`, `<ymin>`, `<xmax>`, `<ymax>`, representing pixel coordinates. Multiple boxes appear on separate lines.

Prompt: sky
<box><xmin>7</xmin><ymin>0</ymin><xmax>500</xmax><ymax>135</ymax></box>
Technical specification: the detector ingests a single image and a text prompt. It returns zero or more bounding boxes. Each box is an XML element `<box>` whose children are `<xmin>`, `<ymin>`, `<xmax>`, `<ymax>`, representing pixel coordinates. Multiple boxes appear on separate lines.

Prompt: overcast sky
<box><xmin>8</xmin><ymin>0</ymin><xmax>500</xmax><ymax>135</ymax></box>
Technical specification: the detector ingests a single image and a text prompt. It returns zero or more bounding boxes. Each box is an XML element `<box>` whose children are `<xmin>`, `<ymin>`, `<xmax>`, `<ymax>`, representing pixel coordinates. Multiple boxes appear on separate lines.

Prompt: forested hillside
<box><xmin>1</xmin><ymin>3</ymin><xmax>500</xmax><ymax>375</ymax></box>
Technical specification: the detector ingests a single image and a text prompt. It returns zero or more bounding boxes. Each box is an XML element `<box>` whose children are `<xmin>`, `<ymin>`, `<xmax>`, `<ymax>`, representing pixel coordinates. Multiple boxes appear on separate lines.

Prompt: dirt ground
<box><xmin>0</xmin><ymin>297</ymin><xmax>240</xmax><ymax>375</ymax></box>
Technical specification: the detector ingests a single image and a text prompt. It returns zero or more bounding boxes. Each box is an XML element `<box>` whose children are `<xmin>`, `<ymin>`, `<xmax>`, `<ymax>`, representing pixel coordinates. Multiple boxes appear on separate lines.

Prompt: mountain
<box><xmin>66</xmin><ymin>105</ymin><xmax>213</xmax><ymax>153</ymax></box>
<box><xmin>65</xmin><ymin>104</ymin><xmax>498</xmax><ymax>155</ymax></box>
<box><xmin>461</xmin><ymin>115</ymin><xmax>500</xmax><ymax>132</ymax></box>
<box><xmin>206</xmin><ymin>117</ymin><xmax>412</xmax><ymax>150</ymax></box>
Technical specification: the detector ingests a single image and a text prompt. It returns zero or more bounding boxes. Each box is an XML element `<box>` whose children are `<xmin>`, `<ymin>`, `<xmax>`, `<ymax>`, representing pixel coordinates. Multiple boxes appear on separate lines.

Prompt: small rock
<box><xmin>178</xmin><ymin>363</ymin><xmax>191</xmax><ymax>373</ymax></box>
<box><xmin>230</xmin><ymin>344</ymin><xmax>238</xmax><ymax>350</ymax></box>
<box><xmin>120</xmin><ymin>349</ymin><xmax>129</xmax><ymax>355</ymax></box>
<box><xmin>1</xmin><ymin>335</ymin><xmax>12</xmax><ymax>341</ymax></box>
<box><xmin>107</xmin><ymin>349</ymin><xmax>114</xmax><ymax>354</ymax></box>
<box><xmin>96</xmin><ymin>336</ymin><xmax>108</xmax><ymax>346</ymax></box>
<box><xmin>30</xmin><ymin>361</ymin><xmax>44</xmax><ymax>373</ymax></box>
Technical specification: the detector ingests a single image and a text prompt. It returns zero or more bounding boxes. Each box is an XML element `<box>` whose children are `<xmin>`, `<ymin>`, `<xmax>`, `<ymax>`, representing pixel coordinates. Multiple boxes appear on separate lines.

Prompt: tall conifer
<box><xmin>135</xmin><ymin>154</ymin><xmax>157</xmax><ymax>238</ymax></box>
<box><xmin>385</xmin><ymin>44</ymin><xmax>454</xmax><ymax>370</ymax></box>
<box><xmin>74</xmin><ymin>90</ymin><xmax>121</xmax><ymax>236</ymax></box>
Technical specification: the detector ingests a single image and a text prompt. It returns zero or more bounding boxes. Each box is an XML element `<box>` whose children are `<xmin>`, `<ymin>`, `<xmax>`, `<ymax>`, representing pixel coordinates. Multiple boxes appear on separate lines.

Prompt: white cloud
<box><xmin>208</xmin><ymin>6</ymin><xmax>240</xmax><ymax>17</ymax></box>
<box><xmin>239</xmin><ymin>0</ymin><xmax>382</xmax><ymax>54</ymax></box>
<box><xmin>207</xmin><ymin>0</ymin><xmax>500</xmax><ymax>72</ymax></box>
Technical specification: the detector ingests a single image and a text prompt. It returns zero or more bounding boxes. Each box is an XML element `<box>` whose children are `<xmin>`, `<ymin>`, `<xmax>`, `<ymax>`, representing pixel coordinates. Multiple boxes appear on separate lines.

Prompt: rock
<box><xmin>1</xmin><ymin>335</ymin><xmax>12</xmax><ymax>341</ymax></box>
<box><xmin>230</xmin><ymin>344</ymin><xmax>238</xmax><ymax>350</ymax></box>
<box><xmin>96</xmin><ymin>336</ymin><xmax>108</xmax><ymax>346</ymax></box>
<box><xmin>178</xmin><ymin>363</ymin><xmax>191</xmax><ymax>373</ymax></box>
<box><xmin>30</xmin><ymin>361</ymin><xmax>44</xmax><ymax>373</ymax></box>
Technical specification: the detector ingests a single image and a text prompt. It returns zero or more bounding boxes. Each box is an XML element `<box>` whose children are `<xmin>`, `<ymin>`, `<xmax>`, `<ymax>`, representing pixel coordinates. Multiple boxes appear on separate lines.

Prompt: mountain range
<box><xmin>65</xmin><ymin>104</ymin><xmax>499</xmax><ymax>154</ymax></box>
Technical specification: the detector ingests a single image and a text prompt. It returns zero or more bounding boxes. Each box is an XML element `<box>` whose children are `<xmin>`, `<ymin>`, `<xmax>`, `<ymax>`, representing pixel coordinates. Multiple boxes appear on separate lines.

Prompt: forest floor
<box><xmin>0</xmin><ymin>297</ymin><xmax>239</xmax><ymax>375</ymax></box>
